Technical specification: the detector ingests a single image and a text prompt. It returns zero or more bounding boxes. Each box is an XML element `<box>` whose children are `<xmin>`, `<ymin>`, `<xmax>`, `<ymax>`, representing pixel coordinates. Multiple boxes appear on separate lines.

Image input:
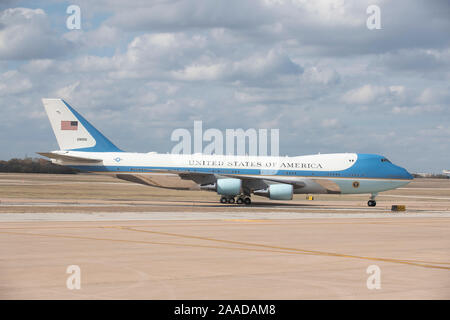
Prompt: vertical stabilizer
<box><xmin>42</xmin><ymin>99</ymin><xmax>122</xmax><ymax>152</ymax></box>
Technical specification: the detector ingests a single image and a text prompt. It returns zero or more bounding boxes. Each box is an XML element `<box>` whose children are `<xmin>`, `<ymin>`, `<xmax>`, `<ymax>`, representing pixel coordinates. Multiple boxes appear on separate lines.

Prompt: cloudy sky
<box><xmin>0</xmin><ymin>0</ymin><xmax>449</xmax><ymax>172</ymax></box>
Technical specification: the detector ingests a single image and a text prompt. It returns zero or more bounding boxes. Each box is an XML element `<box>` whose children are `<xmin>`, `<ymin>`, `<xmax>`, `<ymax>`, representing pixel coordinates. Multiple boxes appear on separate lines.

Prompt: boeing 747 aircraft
<box><xmin>38</xmin><ymin>99</ymin><xmax>413</xmax><ymax>206</ymax></box>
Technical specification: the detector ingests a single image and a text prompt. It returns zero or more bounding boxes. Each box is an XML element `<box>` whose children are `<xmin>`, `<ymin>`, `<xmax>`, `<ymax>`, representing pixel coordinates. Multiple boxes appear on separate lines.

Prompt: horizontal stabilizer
<box><xmin>37</xmin><ymin>152</ymin><xmax>103</xmax><ymax>163</ymax></box>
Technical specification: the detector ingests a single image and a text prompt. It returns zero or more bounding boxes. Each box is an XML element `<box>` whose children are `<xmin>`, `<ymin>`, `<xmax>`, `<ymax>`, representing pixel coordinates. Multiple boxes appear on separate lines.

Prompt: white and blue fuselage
<box><xmin>50</xmin><ymin>150</ymin><xmax>413</xmax><ymax>195</ymax></box>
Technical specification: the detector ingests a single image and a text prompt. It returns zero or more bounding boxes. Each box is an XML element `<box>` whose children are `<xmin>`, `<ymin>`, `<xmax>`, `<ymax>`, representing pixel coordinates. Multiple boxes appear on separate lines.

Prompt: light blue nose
<box><xmin>399</xmin><ymin>166</ymin><xmax>414</xmax><ymax>180</ymax></box>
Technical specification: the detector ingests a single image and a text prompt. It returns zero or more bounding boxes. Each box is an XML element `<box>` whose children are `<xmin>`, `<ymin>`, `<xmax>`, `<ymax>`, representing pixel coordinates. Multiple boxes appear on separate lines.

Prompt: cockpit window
<box><xmin>381</xmin><ymin>158</ymin><xmax>391</xmax><ymax>163</ymax></box>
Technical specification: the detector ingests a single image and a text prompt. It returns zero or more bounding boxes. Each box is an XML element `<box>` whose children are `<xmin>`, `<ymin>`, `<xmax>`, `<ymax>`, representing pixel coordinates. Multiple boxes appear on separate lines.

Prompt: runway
<box><xmin>0</xmin><ymin>173</ymin><xmax>449</xmax><ymax>299</ymax></box>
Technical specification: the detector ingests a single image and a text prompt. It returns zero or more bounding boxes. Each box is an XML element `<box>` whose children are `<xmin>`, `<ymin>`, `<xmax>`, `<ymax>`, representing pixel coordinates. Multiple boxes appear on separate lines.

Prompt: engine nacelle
<box><xmin>216</xmin><ymin>178</ymin><xmax>242</xmax><ymax>196</ymax></box>
<box><xmin>254</xmin><ymin>184</ymin><xmax>293</xmax><ymax>200</ymax></box>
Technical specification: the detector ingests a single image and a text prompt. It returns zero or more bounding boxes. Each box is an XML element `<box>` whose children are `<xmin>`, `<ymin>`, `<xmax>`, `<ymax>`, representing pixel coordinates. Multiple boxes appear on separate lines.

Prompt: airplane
<box><xmin>38</xmin><ymin>98</ymin><xmax>414</xmax><ymax>207</ymax></box>
<box><xmin>443</xmin><ymin>170</ymin><xmax>450</xmax><ymax>176</ymax></box>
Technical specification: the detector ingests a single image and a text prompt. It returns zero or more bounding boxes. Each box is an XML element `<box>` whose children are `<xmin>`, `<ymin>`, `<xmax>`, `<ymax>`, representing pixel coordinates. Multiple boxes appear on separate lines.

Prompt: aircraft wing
<box><xmin>37</xmin><ymin>152</ymin><xmax>103</xmax><ymax>163</ymax></box>
<box><xmin>149</xmin><ymin>168</ymin><xmax>306</xmax><ymax>191</ymax></box>
<box><xmin>111</xmin><ymin>167</ymin><xmax>341</xmax><ymax>195</ymax></box>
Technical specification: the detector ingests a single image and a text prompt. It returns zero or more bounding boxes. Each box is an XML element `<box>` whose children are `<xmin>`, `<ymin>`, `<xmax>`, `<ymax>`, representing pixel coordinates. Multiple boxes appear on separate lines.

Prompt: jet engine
<box><xmin>254</xmin><ymin>183</ymin><xmax>293</xmax><ymax>200</ymax></box>
<box><xmin>200</xmin><ymin>178</ymin><xmax>242</xmax><ymax>196</ymax></box>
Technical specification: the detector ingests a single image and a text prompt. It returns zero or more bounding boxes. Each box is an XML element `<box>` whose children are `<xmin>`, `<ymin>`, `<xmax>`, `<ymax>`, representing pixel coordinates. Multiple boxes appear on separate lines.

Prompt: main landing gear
<box><xmin>220</xmin><ymin>196</ymin><xmax>251</xmax><ymax>205</ymax></box>
<box><xmin>368</xmin><ymin>193</ymin><xmax>377</xmax><ymax>207</ymax></box>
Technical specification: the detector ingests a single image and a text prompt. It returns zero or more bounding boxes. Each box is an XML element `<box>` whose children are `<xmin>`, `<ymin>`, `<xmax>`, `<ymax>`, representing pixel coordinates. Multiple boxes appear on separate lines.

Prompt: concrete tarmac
<box><xmin>0</xmin><ymin>173</ymin><xmax>449</xmax><ymax>299</ymax></box>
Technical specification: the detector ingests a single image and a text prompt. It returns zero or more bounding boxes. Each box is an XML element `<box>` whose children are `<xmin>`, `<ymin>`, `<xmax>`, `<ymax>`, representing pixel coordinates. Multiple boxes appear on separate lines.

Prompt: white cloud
<box><xmin>172</xmin><ymin>49</ymin><xmax>302</xmax><ymax>81</ymax></box>
<box><xmin>321</xmin><ymin>118</ymin><xmax>340</xmax><ymax>128</ymax></box>
<box><xmin>20</xmin><ymin>59</ymin><xmax>54</xmax><ymax>73</ymax></box>
<box><xmin>417</xmin><ymin>88</ymin><xmax>449</xmax><ymax>104</ymax></box>
<box><xmin>302</xmin><ymin>66</ymin><xmax>340</xmax><ymax>85</ymax></box>
<box><xmin>173</xmin><ymin>63</ymin><xmax>226</xmax><ymax>81</ymax></box>
<box><xmin>341</xmin><ymin>84</ymin><xmax>386</xmax><ymax>104</ymax></box>
<box><xmin>105</xmin><ymin>0</ymin><xmax>271</xmax><ymax>31</ymax></box>
<box><xmin>63</xmin><ymin>25</ymin><xmax>122</xmax><ymax>49</ymax></box>
<box><xmin>0</xmin><ymin>8</ymin><xmax>73</xmax><ymax>60</ymax></box>
<box><xmin>389</xmin><ymin>85</ymin><xmax>405</xmax><ymax>96</ymax></box>
<box><xmin>0</xmin><ymin>70</ymin><xmax>32</xmax><ymax>95</ymax></box>
<box><xmin>54</xmin><ymin>81</ymin><xmax>81</xmax><ymax>101</ymax></box>
<box><xmin>392</xmin><ymin>104</ymin><xmax>444</xmax><ymax>115</ymax></box>
<box><xmin>289</xmin><ymin>0</ymin><xmax>364</xmax><ymax>26</ymax></box>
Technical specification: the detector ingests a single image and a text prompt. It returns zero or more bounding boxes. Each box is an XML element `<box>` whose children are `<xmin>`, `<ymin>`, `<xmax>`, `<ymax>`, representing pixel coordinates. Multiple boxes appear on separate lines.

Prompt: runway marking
<box><xmin>0</xmin><ymin>217</ymin><xmax>449</xmax><ymax>229</ymax></box>
<box><xmin>382</xmin><ymin>195</ymin><xmax>450</xmax><ymax>201</ymax></box>
<box><xmin>0</xmin><ymin>229</ymin><xmax>349</xmax><ymax>257</ymax></box>
<box><xmin>1</xmin><ymin>226</ymin><xmax>449</xmax><ymax>270</ymax></box>
<box><xmin>2</xmin><ymin>204</ymin><xmax>449</xmax><ymax>216</ymax></box>
<box><xmin>223</xmin><ymin>219</ymin><xmax>270</xmax><ymax>222</ymax></box>
<box><xmin>398</xmin><ymin>187</ymin><xmax>450</xmax><ymax>190</ymax></box>
<box><xmin>113</xmin><ymin>226</ymin><xmax>450</xmax><ymax>270</ymax></box>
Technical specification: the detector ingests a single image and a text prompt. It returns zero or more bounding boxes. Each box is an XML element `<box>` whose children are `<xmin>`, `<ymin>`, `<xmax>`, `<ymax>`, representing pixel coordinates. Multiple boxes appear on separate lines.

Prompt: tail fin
<box><xmin>42</xmin><ymin>99</ymin><xmax>122</xmax><ymax>152</ymax></box>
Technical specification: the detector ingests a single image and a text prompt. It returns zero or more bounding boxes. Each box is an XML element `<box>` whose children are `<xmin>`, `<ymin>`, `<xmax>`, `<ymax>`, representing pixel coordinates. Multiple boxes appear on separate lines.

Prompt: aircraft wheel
<box><xmin>368</xmin><ymin>200</ymin><xmax>376</xmax><ymax>207</ymax></box>
<box><xmin>220</xmin><ymin>197</ymin><xmax>227</xmax><ymax>204</ymax></box>
<box><xmin>244</xmin><ymin>197</ymin><xmax>251</xmax><ymax>205</ymax></box>
<box><xmin>228</xmin><ymin>197</ymin><xmax>235</xmax><ymax>204</ymax></box>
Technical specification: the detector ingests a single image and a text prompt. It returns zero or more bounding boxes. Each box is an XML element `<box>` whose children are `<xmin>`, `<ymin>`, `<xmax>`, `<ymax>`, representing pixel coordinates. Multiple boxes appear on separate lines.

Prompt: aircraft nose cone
<box><xmin>406</xmin><ymin>170</ymin><xmax>414</xmax><ymax>180</ymax></box>
<box><xmin>400</xmin><ymin>167</ymin><xmax>414</xmax><ymax>180</ymax></box>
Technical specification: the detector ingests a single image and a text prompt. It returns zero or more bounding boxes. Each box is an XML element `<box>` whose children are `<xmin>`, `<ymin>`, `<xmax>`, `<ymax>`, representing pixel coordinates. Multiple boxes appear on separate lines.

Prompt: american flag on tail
<box><xmin>61</xmin><ymin>121</ymin><xmax>78</xmax><ymax>130</ymax></box>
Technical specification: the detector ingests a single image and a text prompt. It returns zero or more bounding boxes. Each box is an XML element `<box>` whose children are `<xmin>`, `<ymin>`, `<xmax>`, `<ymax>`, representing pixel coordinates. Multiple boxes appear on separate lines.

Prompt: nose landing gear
<box><xmin>368</xmin><ymin>193</ymin><xmax>377</xmax><ymax>207</ymax></box>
